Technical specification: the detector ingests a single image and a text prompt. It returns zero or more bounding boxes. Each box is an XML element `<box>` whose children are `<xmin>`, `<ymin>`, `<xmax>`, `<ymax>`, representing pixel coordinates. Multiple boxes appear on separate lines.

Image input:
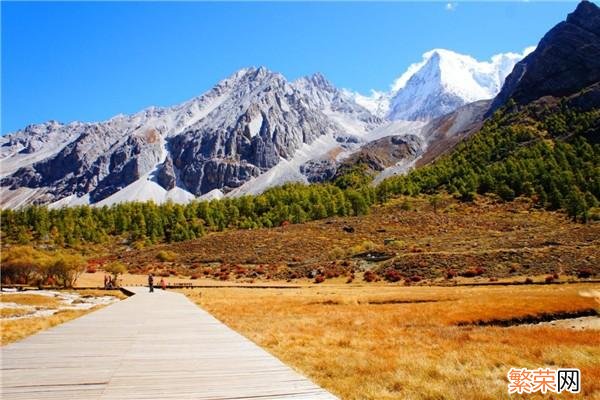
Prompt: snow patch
<box><xmin>228</xmin><ymin>135</ymin><xmax>341</xmax><ymax>197</ymax></box>
<box><xmin>248</xmin><ymin>114</ymin><xmax>263</xmax><ymax>137</ymax></box>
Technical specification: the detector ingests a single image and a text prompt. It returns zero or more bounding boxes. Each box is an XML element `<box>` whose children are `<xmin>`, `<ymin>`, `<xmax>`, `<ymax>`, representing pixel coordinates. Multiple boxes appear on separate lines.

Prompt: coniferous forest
<box><xmin>1</xmin><ymin>103</ymin><xmax>598</xmax><ymax>246</ymax></box>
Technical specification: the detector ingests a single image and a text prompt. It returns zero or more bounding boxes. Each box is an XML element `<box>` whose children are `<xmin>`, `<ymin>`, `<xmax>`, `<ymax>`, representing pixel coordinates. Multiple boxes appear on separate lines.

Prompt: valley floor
<box><xmin>186</xmin><ymin>284</ymin><xmax>600</xmax><ymax>400</ymax></box>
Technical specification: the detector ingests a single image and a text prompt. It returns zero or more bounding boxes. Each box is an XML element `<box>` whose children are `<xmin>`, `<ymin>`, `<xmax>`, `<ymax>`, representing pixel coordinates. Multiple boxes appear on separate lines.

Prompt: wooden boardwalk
<box><xmin>1</xmin><ymin>287</ymin><xmax>337</xmax><ymax>399</ymax></box>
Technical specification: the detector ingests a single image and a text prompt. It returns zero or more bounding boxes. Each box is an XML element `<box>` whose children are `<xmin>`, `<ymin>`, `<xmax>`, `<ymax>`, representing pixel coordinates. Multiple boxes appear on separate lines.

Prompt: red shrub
<box><xmin>544</xmin><ymin>275</ymin><xmax>555</xmax><ymax>283</ymax></box>
<box><xmin>314</xmin><ymin>275</ymin><xmax>325</xmax><ymax>284</ymax></box>
<box><xmin>363</xmin><ymin>270</ymin><xmax>377</xmax><ymax>283</ymax></box>
<box><xmin>445</xmin><ymin>269</ymin><xmax>457</xmax><ymax>279</ymax></box>
<box><xmin>577</xmin><ymin>268</ymin><xmax>593</xmax><ymax>279</ymax></box>
<box><xmin>410</xmin><ymin>275</ymin><xmax>422</xmax><ymax>283</ymax></box>
<box><xmin>383</xmin><ymin>269</ymin><xmax>403</xmax><ymax>283</ymax></box>
<box><xmin>460</xmin><ymin>267</ymin><xmax>485</xmax><ymax>278</ymax></box>
<box><xmin>219</xmin><ymin>272</ymin><xmax>230</xmax><ymax>281</ymax></box>
<box><xmin>86</xmin><ymin>266</ymin><xmax>97</xmax><ymax>274</ymax></box>
<box><xmin>524</xmin><ymin>277</ymin><xmax>534</xmax><ymax>284</ymax></box>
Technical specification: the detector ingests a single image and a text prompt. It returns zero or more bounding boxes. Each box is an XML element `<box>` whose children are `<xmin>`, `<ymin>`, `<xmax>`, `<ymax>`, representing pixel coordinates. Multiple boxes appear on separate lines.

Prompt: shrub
<box><xmin>350</xmin><ymin>240</ymin><xmax>378</xmax><ymax>255</ymax></box>
<box><xmin>328</xmin><ymin>246</ymin><xmax>345</xmax><ymax>260</ymax></box>
<box><xmin>410</xmin><ymin>275</ymin><xmax>423</xmax><ymax>283</ymax></box>
<box><xmin>544</xmin><ymin>275</ymin><xmax>555</xmax><ymax>283</ymax></box>
<box><xmin>460</xmin><ymin>267</ymin><xmax>485</xmax><ymax>278</ymax></box>
<box><xmin>577</xmin><ymin>268</ymin><xmax>593</xmax><ymax>279</ymax></box>
<box><xmin>524</xmin><ymin>277</ymin><xmax>534</xmax><ymax>284</ymax></box>
<box><xmin>383</xmin><ymin>268</ymin><xmax>403</xmax><ymax>283</ymax></box>
<box><xmin>445</xmin><ymin>269</ymin><xmax>457</xmax><ymax>279</ymax></box>
<box><xmin>156</xmin><ymin>250</ymin><xmax>177</xmax><ymax>262</ymax></box>
<box><xmin>219</xmin><ymin>272</ymin><xmax>230</xmax><ymax>281</ymax></box>
<box><xmin>314</xmin><ymin>275</ymin><xmax>325</xmax><ymax>284</ymax></box>
<box><xmin>363</xmin><ymin>270</ymin><xmax>377</xmax><ymax>283</ymax></box>
<box><xmin>86</xmin><ymin>265</ymin><xmax>97</xmax><ymax>274</ymax></box>
<box><xmin>0</xmin><ymin>246</ymin><xmax>49</xmax><ymax>285</ymax></box>
<box><xmin>47</xmin><ymin>252</ymin><xmax>87</xmax><ymax>288</ymax></box>
<box><xmin>399</xmin><ymin>199</ymin><xmax>413</xmax><ymax>211</ymax></box>
<box><xmin>104</xmin><ymin>262</ymin><xmax>127</xmax><ymax>283</ymax></box>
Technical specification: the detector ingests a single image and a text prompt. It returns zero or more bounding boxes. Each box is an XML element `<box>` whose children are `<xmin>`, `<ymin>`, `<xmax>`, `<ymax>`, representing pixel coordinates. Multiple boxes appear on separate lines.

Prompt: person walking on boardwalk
<box><xmin>160</xmin><ymin>277</ymin><xmax>166</xmax><ymax>291</ymax></box>
<box><xmin>148</xmin><ymin>273</ymin><xmax>154</xmax><ymax>293</ymax></box>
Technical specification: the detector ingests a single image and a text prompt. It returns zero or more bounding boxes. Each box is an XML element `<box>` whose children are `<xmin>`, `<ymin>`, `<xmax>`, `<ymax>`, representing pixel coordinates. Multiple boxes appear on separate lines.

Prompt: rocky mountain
<box><xmin>349</xmin><ymin>48</ymin><xmax>531</xmax><ymax>121</ymax></box>
<box><xmin>0</xmin><ymin>68</ymin><xmax>388</xmax><ymax>208</ymax></box>
<box><xmin>489</xmin><ymin>0</ymin><xmax>600</xmax><ymax>114</ymax></box>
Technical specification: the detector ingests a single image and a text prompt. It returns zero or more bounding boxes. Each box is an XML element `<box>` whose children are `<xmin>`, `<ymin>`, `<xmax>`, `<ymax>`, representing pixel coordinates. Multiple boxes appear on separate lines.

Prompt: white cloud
<box><xmin>445</xmin><ymin>3</ymin><xmax>457</xmax><ymax>11</ymax></box>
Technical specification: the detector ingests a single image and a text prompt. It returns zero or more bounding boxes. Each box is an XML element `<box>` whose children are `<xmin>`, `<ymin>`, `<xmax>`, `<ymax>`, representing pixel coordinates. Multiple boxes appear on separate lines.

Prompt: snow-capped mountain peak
<box><xmin>349</xmin><ymin>47</ymin><xmax>534</xmax><ymax>121</ymax></box>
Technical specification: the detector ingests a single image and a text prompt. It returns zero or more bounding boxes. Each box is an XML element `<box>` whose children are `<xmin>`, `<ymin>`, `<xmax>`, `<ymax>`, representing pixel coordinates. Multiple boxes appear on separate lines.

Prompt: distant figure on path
<box><xmin>104</xmin><ymin>274</ymin><xmax>109</xmax><ymax>289</ymax></box>
<box><xmin>160</xmin><ymin>278</ymin><xmax>166</xmax><ymax>290</ymax></box>
<box><xmin>148</xmin><ymin>274</ymin><xmax>154</xmax><ymax>293</ymax></box>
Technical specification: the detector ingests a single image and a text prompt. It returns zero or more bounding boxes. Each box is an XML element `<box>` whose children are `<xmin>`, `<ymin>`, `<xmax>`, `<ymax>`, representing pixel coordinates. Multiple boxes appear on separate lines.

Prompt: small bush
<box><xmin>329</xmin><ymin>246</ymin><xmax>345</xmax><ymax>260</ymax></box>
<box><xmin>363</xmin><ymin>270</ymin><xmax>377</xmax><ymax>283</ymax></box>
<box><xmin>156</xmin><ymin>250</ymin><xmax>177</xmax><ymax>262</ymax></box>
<box><xmin>445</xmin><ymin>269</ymin><xmax>457</xmax><ymax>279</ymax></box>
<box><xmin>383</xmin><ymin>269</ymin><xmax>403</xmax><ymax>283</ymax></box>
<box><xmin>544</xmin><ymin>275</ymin><xmax>555</xmax><ymax>283</ymax></box>
<box><xmin>577</xmin><ymin>268</ymin><xmax>593</xmax><ymax>279</ymax></box>
<box><xmin>86</xmin><ymin>265</ymin><xmax>97</xmax><ymax>274</ymax></box>
<box><xmin>524</xmin><ymin>277</ymin><xmax>534</xmax><ymax>284</ymax></box>
<box><xmin>460</xmin><ymin>267</ymin><xmax>485</xmax><ymax>278</ymax></box>
<box><xmin>314</xmin><ymin>275</ymin><xmax>325</xmax><ymax>284</ymax></box>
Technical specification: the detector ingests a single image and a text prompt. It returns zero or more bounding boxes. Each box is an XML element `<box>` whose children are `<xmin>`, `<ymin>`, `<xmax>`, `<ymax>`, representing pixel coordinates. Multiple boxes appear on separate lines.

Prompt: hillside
<box><xmin>69</xmin><ymin>197</ymin><xmax>600</xmax><ymax>283</ymax></box>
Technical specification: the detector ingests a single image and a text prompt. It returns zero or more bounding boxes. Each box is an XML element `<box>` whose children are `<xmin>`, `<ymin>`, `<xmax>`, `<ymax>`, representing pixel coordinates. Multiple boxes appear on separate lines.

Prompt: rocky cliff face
<box><xmin>489</xmin><ymin>1</ymin><xmax>600</xmax><ymax>114</ymax></box>
<box><xmin>0</xmin><ymin>67</ymin><xmax>385</xmax><ymax>206</ymax></box>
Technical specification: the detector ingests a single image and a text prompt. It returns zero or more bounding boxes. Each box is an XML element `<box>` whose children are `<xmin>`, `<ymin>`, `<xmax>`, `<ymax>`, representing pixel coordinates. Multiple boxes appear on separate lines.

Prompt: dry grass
<box><xmin>0</xmin><ymin>294</ymin><xmax>61</xmax><ymax>308</ymax></box>
<box><xmin>0</xmin><ymin>308</ymin><xmax>34</xmax><ymax>318</ymax></box>
<box><xmin>71</xmin><ymin>289</ymin><xmax>128</xmax><ymax>300</ymax></box>
<box><xmin>0</xmin><ymin>289</ymin><xmax>125</xmax><ymax>346</ymax></box>
<box><xmin>186</xmin><ymin>284</ymin><xmax>600</xmax><ymax>400</ymax></box>
<box><xmin>0</xmin><ymin>308</ymin><xmax>100</xmax><ymax>346</ymax></box>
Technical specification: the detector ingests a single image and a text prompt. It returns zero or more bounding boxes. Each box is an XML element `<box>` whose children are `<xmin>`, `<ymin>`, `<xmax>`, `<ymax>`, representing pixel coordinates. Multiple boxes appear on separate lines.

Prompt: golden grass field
<box><xmin>185</xmin><ymin>284</ymin><xmax>600</xmax><ymax>400</ymax></box>
<box><xmin>0</xmin><ymin>290</ymin><xmax>126</xmax><ymax>346</ymax></box>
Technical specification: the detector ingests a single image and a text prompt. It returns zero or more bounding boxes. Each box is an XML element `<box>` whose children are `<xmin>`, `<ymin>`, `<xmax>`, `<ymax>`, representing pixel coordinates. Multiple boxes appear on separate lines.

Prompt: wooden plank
<box><xmin>1</xmin><ymin>287</ymin><xmax>337</xmax><ymax>400</ymax></box>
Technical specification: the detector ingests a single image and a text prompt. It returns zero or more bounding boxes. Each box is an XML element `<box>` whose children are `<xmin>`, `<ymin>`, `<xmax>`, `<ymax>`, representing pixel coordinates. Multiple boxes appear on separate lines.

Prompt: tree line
<box><xmin>1</xmin><ymin>184</ymin><xmax>374</xmax><ymax>246</ymax></box>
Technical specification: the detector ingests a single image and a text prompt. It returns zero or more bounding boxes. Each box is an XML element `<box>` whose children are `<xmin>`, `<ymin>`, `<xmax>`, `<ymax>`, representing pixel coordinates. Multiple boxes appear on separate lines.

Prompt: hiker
<box><xmin>103</xmin><ymin>274</ymin><xmax>109</xmax><ymax>289</ymax></box>
<box><xmin>160</xmin><ymin>278</ymin><xmax>166</xmax><ymax>291</ymax></box>
<box><xmin>148</xmin><ymin>274</ymin><xmax>154</xmax><ymax>293</ymax></box>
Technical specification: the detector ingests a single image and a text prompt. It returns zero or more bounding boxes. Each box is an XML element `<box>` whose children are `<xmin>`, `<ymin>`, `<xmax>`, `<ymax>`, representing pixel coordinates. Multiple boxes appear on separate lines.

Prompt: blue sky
<box><xmin>1</xmin><ymin>1</ymin><xmax>579</xmax><ymax>134</ymax></box>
